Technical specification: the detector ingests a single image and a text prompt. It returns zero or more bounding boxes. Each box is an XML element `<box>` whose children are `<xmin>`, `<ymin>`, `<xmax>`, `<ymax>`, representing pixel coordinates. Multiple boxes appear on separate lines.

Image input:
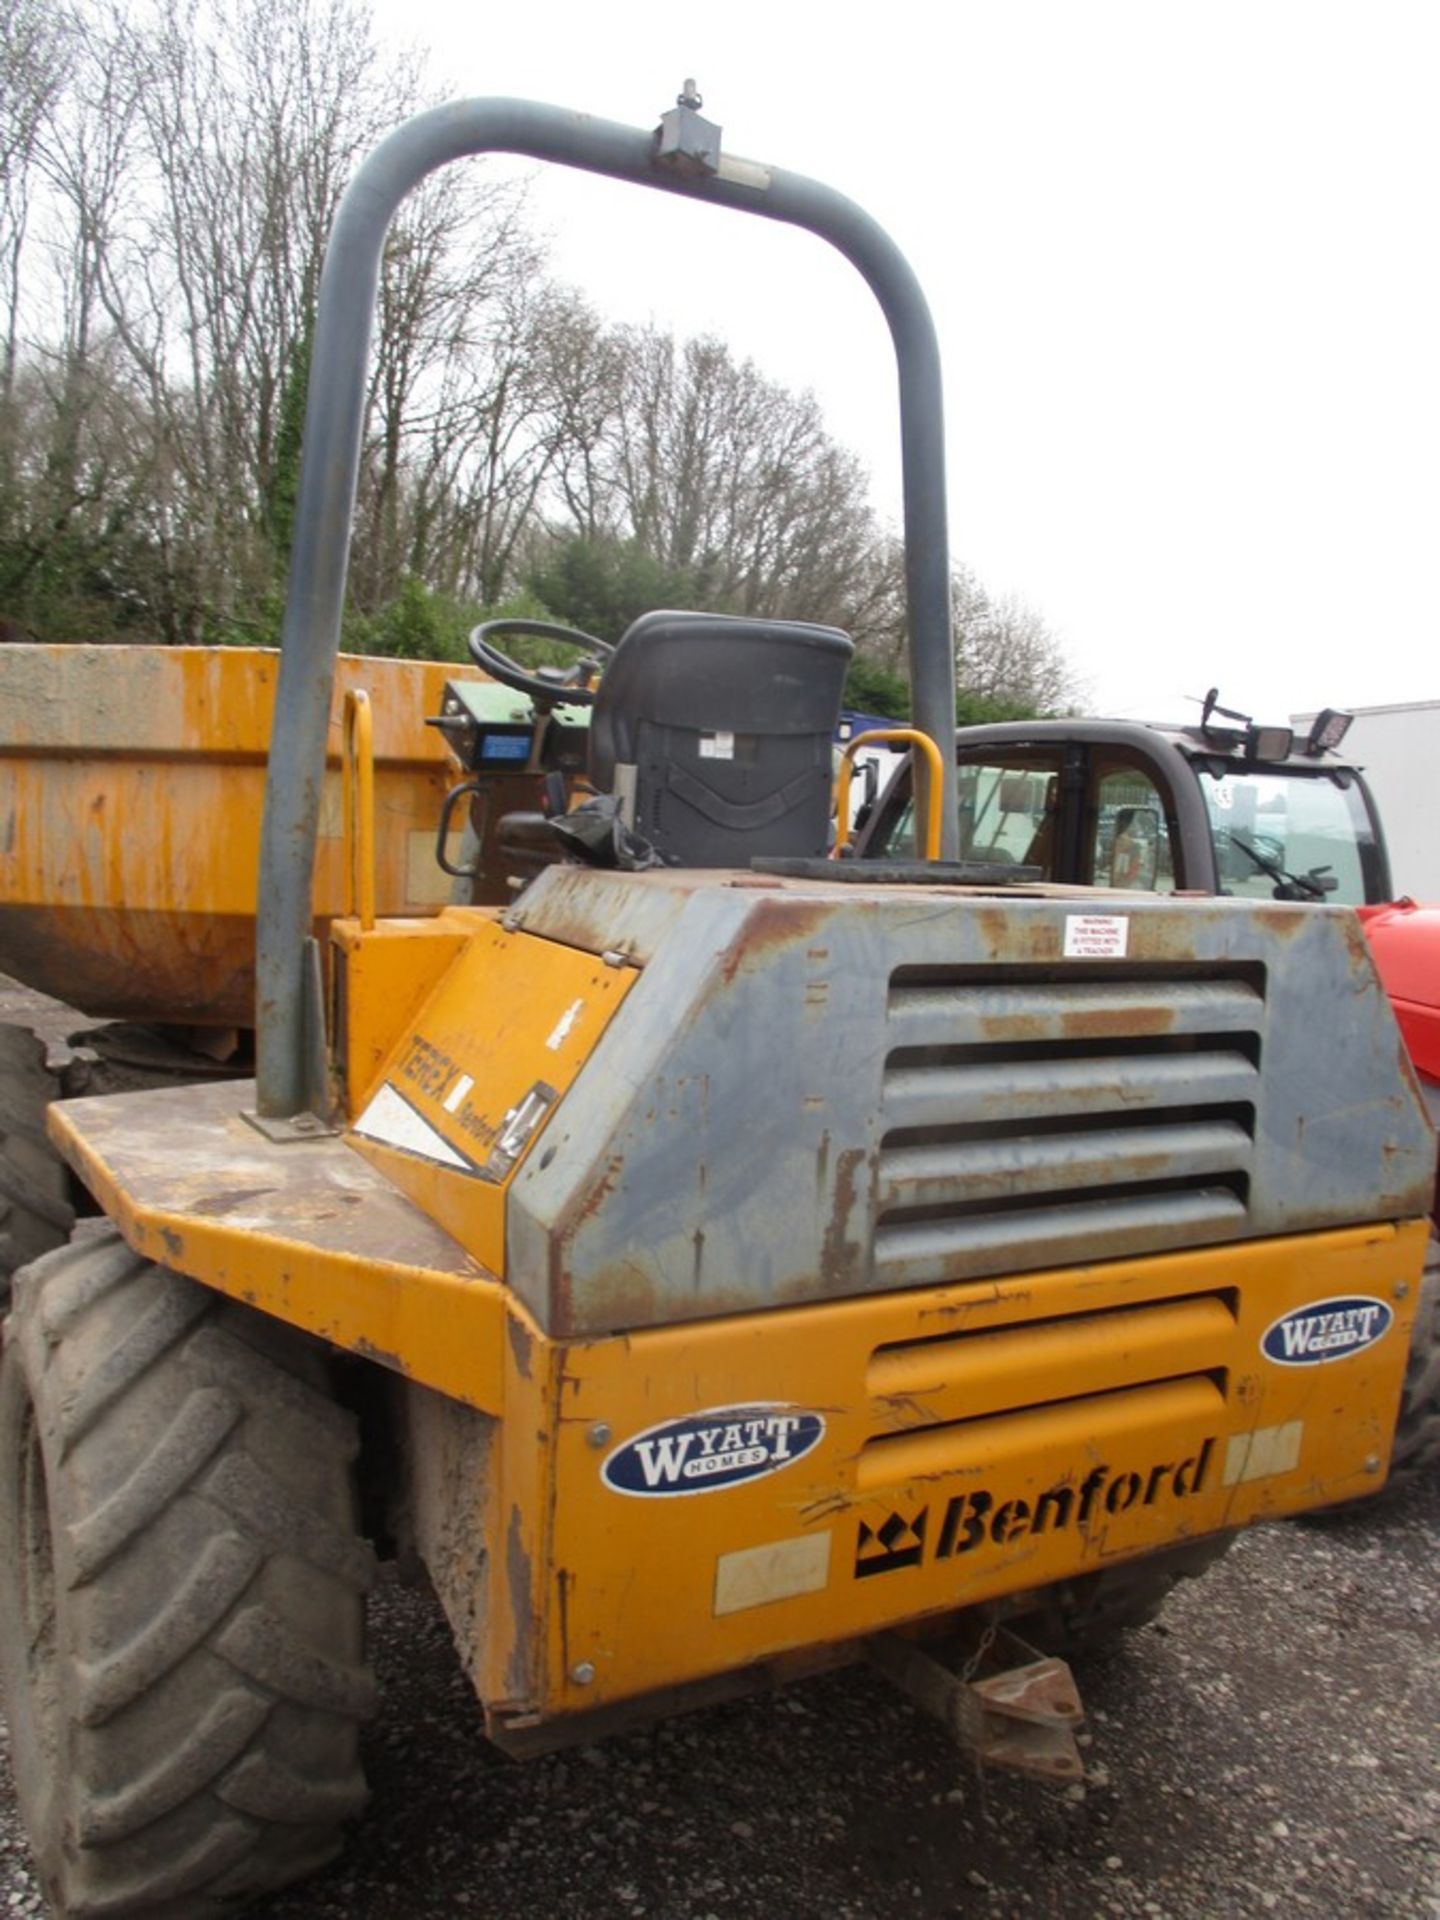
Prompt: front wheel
<box><xmin>0</xmin><ymin>1227</ymin><xmax>377</xmax><ymax>1917</ymax></box>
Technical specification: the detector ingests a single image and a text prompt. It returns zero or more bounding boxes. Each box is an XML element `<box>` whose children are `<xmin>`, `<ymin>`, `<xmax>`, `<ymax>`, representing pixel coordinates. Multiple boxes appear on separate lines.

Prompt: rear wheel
<box><xmin>0</xmin><ymin>1227</ymin><xmax>377</xmax><ymax>1917</ymax></box>
<box><xmin>1389</xmin><ymin>1235</ymin><xmax>1440</xmax><ymax>1490</ymax></box>
<box><xmin>0</xmin><ymin>1024</ymin><xmax>74</xmax><ymax>1293</ymax></box>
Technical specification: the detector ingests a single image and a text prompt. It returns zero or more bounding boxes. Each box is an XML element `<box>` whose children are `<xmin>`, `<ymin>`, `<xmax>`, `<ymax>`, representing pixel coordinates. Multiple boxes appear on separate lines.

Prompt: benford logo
<box><xmin>602</xmin><ymin>1404</ymin><xmax>825</xmax><ymax>1497</ymax></box>
<box><xmin>1262</xmin><ymin>1295</ymin><xmax>1393</xmax><ymax>1366</ymax></box>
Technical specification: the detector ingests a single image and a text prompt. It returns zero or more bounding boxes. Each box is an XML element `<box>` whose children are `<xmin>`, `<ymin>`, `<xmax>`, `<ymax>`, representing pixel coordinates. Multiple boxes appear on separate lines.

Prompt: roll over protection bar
<box><xmin>257</xmin><ymin>93</ymin><xmax>957</xmax><ymax>1114</ymax></box>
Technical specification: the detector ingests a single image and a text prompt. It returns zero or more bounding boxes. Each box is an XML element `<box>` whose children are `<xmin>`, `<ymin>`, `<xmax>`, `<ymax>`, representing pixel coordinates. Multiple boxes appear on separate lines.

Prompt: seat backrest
<box><xmin>588</xmin><ymin>611</ymin><xmax>854</xmax><ymax>866</ymax></box>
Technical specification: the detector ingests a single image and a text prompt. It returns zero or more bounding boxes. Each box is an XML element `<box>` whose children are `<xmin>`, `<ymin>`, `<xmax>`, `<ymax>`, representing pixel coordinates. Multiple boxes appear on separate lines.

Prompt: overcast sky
<box><xmin>371</xmin><ymin>0</ymin><xmax>1437</xmax><ymax>726</ymax></box>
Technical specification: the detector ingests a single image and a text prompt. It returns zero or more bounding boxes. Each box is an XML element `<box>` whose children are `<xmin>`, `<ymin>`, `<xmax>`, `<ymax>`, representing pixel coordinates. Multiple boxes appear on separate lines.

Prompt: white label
<box><xmin>1063</xmin><ymin>913</ymin><xmax>1130</xmax><ymax>958</ymax></box>
<box><xmin>714</xmin><ymin>1532</ymin><xmax>831</xmax><ymax>1616</ymax></box>
<box><xmin>352</xmin><ymin>1082</ymin><xmax>470</xmax><ymax>1170</ymax></box>
<box><xmin>1222</xmin><ymin>1421</ymin><xmax>1304</xmax><ymax>1487</ymax></box>
<box><xmin>699</xmin><ymin>731</ymin><xmax>735</xmax><ymax>761</ymax></box>
<box><xmin>442</xmin><ymin>1072</ymin><xmax>473</xmax><ymax>1114</ymax></box>
<box><xmin>545</xmin><ymin>999</ymin><xmax>584</xmax><ymax>1051</ymax></box>
<box><xmin>716</xmin><ymin>152</ymin><xmax>773</xmax><ymax>192</ymax></box>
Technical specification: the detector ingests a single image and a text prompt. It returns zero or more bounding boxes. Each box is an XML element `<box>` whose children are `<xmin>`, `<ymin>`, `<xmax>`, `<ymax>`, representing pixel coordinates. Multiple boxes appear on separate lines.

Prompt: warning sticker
<box><xmin>353</xmin><ymin>1082</ymin><xmax>474</xmax><ymax>1172</ymax></box>
<box><xmin>1063</xmin><ymin>913</ymin><xmax>1130</xmax><ymax>959</ymax></box>
<box><xmin>545</xmin><ymin>999</ymin><xmax>584</xmax><ymax>1051</ymax></box>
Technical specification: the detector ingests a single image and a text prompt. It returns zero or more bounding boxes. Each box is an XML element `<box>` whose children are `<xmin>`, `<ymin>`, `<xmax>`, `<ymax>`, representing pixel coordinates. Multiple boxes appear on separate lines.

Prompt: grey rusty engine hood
<box><xmin>506</xmin><ymin>869</ymin><xmax>1434</xmax><ymax>1337</ymax></box>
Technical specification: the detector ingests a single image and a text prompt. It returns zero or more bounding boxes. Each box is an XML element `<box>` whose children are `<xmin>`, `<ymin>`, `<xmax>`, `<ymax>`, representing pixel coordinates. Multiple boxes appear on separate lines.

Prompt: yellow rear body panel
<box><xmin>511</xmin><ymin>1218</ymin><xmax>1422</xmax><ymax>1717</ymax></box>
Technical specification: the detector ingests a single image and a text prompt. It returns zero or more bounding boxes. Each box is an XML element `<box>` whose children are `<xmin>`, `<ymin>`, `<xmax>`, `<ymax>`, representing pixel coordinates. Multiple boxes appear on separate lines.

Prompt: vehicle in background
<box><xmin>1295</xmin><ymin>700</ymin><xmax>1439</xmax><ymax>900</ymax></box>
<box><xmin>852</xmin><ymin>694</ymin><xmax>1392</xmax><ymax>905</ymax></box>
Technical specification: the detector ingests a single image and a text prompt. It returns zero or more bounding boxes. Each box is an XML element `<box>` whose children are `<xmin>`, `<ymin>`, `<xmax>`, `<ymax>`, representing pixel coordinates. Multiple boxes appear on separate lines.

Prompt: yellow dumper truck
<box><xmin>0</xmin><ymin>89</ymin><xmax>1433</xmax><ymax>1919</ymax></box>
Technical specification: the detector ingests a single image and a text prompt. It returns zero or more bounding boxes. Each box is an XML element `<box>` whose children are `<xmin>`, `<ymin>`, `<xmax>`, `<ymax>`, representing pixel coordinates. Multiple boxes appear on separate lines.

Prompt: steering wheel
<box><xmin>467</xmin><ymin>618</ymin><xmax>614</xmax><ymax>708</ymax></box>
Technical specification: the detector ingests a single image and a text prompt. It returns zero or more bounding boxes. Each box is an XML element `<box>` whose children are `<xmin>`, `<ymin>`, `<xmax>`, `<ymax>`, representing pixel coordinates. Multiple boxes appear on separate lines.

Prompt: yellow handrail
<box><xmin>833</xmin><ymin>728</ymin><xmax>946</xmax><ymax>861</ymax></box>
<box><xmin>341</xmin><ymin>688</ymin><xmax>376</xmax><ymax>930</ymax></box>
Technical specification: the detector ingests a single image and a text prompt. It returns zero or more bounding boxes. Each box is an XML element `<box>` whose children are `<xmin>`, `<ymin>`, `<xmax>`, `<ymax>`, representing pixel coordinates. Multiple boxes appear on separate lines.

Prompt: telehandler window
<box><xmin>1197</xmin><ymin>766</ymin><xmax>1371</xmax><ymax>904</ymax></box>
<box><xmin>1087</xmin><ymin>763</ymin><xmax>1179</xmax><ymax>892</ymax></box>
<box><xmin>880</xmin><ymin>751</ymin><xmax>1064</xmax><ymax>874</ymax></box>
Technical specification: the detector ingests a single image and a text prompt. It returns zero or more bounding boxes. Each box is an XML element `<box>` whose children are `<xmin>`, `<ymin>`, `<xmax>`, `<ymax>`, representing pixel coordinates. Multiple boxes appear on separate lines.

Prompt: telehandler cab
<box><xmin>0</xmin><ymin>88</ymin><xmax>1433</xmax><ymax>1918</ymax></box>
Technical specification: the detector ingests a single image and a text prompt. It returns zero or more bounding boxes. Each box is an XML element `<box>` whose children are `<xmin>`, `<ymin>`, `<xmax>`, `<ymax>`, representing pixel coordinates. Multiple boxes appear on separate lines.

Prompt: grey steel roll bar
<box><xmin>257</xmin><ymin>92</ymin><xmax>957</xmax><ymax>1115</ymax></box>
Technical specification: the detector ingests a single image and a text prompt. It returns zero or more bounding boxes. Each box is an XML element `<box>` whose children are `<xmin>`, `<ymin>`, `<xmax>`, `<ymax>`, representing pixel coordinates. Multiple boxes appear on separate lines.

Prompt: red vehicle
<box><xmin>1361</xmin><ymin>899</ymin><xmax>1440</xmax><ymax>1187</ymax></box>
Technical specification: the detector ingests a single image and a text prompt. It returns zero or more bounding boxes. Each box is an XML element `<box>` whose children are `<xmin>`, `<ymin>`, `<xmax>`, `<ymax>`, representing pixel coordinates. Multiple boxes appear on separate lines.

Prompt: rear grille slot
<box><xmin>879</xmin><ymin>1119</ymin><xmax>1251</xmax><ymax>1211</ymax></box>
<box><xmin>876</xmin><ymin>969</ymin><xmax>1263</xmax><ymax>1285</ymax></box>
<box><xmin>857</xmin><ymin>1376</ymin><xmax>1226</xmax><ymax>1491</ymax></box>
<box><xmin>867</xmin><ymin>1291</ymin><xmax>1236</xmax><ymax>1427</ymax></box>
<box><xmin>859</xmin><ymin>1290</ymin><xmax>1237</xmax><ymax>1490</ymax></box>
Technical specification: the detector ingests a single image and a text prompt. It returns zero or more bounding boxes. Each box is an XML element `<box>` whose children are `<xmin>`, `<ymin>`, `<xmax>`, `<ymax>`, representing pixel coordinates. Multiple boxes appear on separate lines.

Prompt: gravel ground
<box><xmin>4</xmin><ymin>1481</ymin><xmax>1435</xmax><ymax>1918</ymax></box>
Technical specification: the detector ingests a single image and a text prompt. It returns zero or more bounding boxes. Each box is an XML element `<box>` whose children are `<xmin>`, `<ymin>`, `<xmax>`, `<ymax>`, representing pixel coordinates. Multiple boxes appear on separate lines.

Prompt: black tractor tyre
<box><xmin>0</xmin><ymin>1226</ymin><xmax>378</xmax><ymax>1917</ymax></box>
<box><xmin>1013</xmin><ymin>1533</ymin><xmax>1236</xmax><ymax>1660</ymax></box>
<box><xmin>1386</xmin><ymin>1233</ymin><xmax>1440</xmax><ymax>1490</ymax></box>
<box><xmin>0</xmin><ymin>1023</ymin><xmax>74</xmax><ymax>1295</ymax></box>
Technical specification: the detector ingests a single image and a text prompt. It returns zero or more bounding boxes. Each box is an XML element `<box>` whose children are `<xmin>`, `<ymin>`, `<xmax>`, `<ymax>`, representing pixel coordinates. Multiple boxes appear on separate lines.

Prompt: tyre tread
<box><xmin>68</xmin><ymin>1387</ymin><xmax>243</xmax><ymax>1585</ymax></box>
<box><xmin>218</xmin><ymin>1749</ymin><xmax>368</xmax><ymax>1826</ymax></box>
<box><xmin>58</xmin><ymin>1281</ymin><xmax>214</xmax><ymax>1452</ymax></box>
<box><xmin>77</xmin><ymin>1531</ymin><xmax>263</xmax><ymax>1726</ymax></box>
<box><xmin>0</xmin><ymin>1023</ymin><xmax>74</xmax><ymax>1281</ymax></box>
<box><xmin>77</xmin><ymin>1690</ymin><xmax>272</xmax><ymax>1842</ymax></box>
<box><xmin>0</xmin><ymin>1225</ymin><xmax>374</xmax><ymax>1917</ymax></box>
<box><xmin>36</xmin><ymin>1232</ymin><xmax>145</xmax><ymax>1341</ymax></box>
<box><xmin>216</xmin><ymin>1603</ymin><xmax>379</xmax><ymax>1716</ymax></box>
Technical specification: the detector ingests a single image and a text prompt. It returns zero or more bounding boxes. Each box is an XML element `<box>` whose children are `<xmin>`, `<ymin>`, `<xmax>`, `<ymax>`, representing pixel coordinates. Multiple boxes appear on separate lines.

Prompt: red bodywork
<box><xmin>1359</xmin><ymin>902</ymin><xmax>1440</xmax><ymax>1086</ymax></box>
<box><xmin>1360</xmin><ymin>900</ymin><xmax>1440</xmax><ymax>1223</ymax></box>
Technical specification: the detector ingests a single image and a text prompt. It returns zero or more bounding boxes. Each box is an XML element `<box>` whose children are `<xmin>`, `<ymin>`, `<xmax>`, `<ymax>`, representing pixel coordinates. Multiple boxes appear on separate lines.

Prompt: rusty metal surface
<box><xmin>509</xmin><ymin>863</ymin><xmax>1151</xmax><ymax>965</ymax></box>
<box><xmin>508</xmin><ymin>864</ymin><xmax>718</xmax><ymax>963</ymax></box>
<box><xmin>46</xmin><ymin>1077</ymin><xmax>511</xmax><ymax>1411</ymax></box>
<box><xmin>404</xmin><ymin>1382</ymin><xmax>496</xmax><ymax>1691</ymax></box>
<box><xmin>50</xmin><ymin>1078</ymin><xmax>484</xmax><ymax>1272</ymax></box>
<box><xmin>507</xmin><ymin>868</ymin><xmax>1435</xmax><ymax>1336</ymax></box>
<box><xmin>972</xmin><ymin>1657</ymin><xmax>1083</xmax><ymax>1727</ymax></box>
<box><xmin>868</xmin><ymin>1630</ymin><xmax>1084</xmax><ymax>1783</ymax></box>
<box><xmin>0</xmin><ymin>644</ymin><xmax>469</xmax><ymax>759</ymax></box>
<box><xmin>0</xmin><ymin>646</ymin><xmax>477</xmax><ymax>1025</ymax></box>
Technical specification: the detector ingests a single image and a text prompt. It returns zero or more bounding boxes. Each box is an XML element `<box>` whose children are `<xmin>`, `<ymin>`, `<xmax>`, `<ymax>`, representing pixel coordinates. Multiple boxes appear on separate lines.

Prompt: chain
<box><xmin>958</xmin><ymin>1618</ymin><xmax>998</xmax><ymax>1688</ymax></box>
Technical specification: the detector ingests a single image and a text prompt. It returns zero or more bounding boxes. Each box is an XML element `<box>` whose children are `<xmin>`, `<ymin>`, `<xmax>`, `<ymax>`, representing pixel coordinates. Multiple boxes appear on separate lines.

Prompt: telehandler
<box><xmin>0</xmin><ymin>88</ymin><xmax>1433</xmax><ymax>1919</ymax></box>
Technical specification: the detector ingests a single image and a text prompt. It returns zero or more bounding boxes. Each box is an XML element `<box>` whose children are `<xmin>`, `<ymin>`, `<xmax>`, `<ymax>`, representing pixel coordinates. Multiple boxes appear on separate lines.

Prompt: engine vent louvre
<box><xmin>876</xmin><ymin>968</ymin><xmax>1264</xmax><ymax>1285</ymax></box>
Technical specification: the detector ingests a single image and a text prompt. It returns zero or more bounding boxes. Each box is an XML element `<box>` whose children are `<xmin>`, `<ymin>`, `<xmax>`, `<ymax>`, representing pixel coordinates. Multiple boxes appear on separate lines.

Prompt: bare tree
<box><xmin>0</xmin><ymin>0</ymin><xmax>69</xmax><ymax>410</ymax></box>
<box><xmin>352</xmin><ymin>168</ymin><xmax>549</xmax><ymax>610</ymax></box>
<box><xmin>575</xmin><ymin>324</ymin><xmax>892</xmax><ymax>630</ymax></box>
<box><xmin>952</xmin><ymin>566</ymin><xmax>1085</xmax><ymax>716</ymax></box>
<box><xmin>536</xmin><ymin>290</ymin><xmax>626</xmax><ymax>541</ymax></box>
<box><xmin>0</xmin><ymin>0</ymin><xmax>1082</xmax><ymax>704</ymax></box>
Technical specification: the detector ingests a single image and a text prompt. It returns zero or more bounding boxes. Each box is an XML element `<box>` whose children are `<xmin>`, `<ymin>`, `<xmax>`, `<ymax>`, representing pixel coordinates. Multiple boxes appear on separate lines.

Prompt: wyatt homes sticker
<box><xmin>1261</xmin><ymin>1296</ymin><xmax>1393</xmax><ymax>1366</ymax></box>
<box><xmin>602</xmin><ymin>1404</ymin><xmax>825</xmax><ymax>1497</ymax></box>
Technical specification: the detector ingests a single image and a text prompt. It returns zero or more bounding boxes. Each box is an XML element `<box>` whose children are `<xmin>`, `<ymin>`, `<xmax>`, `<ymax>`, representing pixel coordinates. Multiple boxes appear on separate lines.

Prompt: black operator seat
<box><xmin>589</xmin><ymin>611</ymin><xmax>854</xmax><ymax>866</ymax></box>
